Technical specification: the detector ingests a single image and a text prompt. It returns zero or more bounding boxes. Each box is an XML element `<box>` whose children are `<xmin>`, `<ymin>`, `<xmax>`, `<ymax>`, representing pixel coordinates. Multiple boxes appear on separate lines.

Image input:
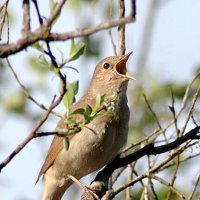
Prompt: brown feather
<box><xmin>35</xmin><ymin>120</ymin><xmax>66</xmax><ymax>184</ymax></box>
<box><xmin>36</xmin><ymin>95</ymin><xmax>96</xmax><ymax>183</ymax></box>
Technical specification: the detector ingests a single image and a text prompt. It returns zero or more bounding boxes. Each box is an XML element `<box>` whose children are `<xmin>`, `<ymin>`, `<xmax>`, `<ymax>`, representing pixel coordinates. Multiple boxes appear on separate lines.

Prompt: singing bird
<box><xmin>37</xmin><ymin>52</ymin><xmax>134</xmax><ymax>200</ymax></box>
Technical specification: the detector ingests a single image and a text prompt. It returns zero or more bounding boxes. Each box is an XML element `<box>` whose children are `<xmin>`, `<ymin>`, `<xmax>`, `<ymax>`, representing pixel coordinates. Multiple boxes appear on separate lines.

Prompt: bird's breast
<box><xmin>52</xmin><ymin>91</ymin><xmax>130</xmax><ymax>181</ymax></box>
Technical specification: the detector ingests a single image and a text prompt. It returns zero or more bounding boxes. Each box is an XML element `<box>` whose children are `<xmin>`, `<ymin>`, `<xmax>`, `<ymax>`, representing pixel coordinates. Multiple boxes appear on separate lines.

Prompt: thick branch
<box><xmin>81</xmin><ymin>126</ymin><xmax>200</xmax><ymax>199</ymax></box>
<box><xmin>96</xmin><ymin>126</ymin><xmax>200</xmax><ymax>181</ymax></box>
<box><xmin>0</xmin><ymin>11</ymin><xmax>134</xmax><ymax>58</ymax></box>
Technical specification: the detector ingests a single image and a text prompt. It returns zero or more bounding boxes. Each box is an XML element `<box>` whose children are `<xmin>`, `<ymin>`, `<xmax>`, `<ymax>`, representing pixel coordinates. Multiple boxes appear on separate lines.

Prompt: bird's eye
<box><xmin>103</xmin><ymin>63</ymin><xmax>110</xmax><ymax>69</ymax></box>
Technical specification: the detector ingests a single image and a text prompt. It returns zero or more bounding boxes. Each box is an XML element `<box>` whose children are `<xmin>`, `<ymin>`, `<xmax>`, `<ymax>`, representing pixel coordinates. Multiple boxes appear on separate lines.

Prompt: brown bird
<box><xmin>37</xmin><ymin>52</ymin><xmax>134</xmax><ymax>200</ymax></box>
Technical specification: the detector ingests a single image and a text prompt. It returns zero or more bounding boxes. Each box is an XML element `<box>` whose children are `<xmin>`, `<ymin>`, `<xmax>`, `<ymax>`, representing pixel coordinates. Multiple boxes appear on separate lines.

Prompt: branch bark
<box><xmin>0</xmin><ymin>2</ymin><xmax>135</xmax><ymax>58</ymax></box>
<box><xmin>81</xmin><ymin>126</ymin><xmax>200</xmax><ymax>199</ymax></box>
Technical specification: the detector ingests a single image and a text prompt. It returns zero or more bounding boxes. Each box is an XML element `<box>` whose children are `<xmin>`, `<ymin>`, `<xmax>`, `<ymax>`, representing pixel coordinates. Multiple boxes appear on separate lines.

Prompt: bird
<box><xmin>37</xmin><ymin>52</ymin><xmax>134</xmax><ymax>200</ymax></box>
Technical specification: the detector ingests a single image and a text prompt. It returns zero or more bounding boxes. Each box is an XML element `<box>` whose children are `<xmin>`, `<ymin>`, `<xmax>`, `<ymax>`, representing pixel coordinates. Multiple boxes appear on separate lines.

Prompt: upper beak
<box><xmin>115</xmin><ymin>51</ymin><xmax>136</xmax><ymax>80</ymax></box>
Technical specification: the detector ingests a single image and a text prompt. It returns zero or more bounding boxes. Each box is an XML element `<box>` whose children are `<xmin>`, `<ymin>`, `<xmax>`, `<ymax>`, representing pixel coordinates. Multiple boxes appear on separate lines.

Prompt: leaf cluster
<box><xmin>61</xmin><ymin>93</ymin><xmax>108</xmax><ymax>149</ymax></box>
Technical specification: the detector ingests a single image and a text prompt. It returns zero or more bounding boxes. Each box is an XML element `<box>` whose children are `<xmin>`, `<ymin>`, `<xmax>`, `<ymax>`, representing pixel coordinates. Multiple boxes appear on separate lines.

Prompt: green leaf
<box><xmin>49</xmin><ymin>0</ymin><xmax>60</xmax><ymax>26</ymax></box>
<box><xmin>84</xmin><ymin>104</ymin><xmax>92</xmax><ymax>116</ymax></box>
<box><xmin>84</xmin><ymin>36</ymin><xmax>100</xmax><ymax>57</ymax></box>
<box><xmin>71</xmin><ymin>80</ymin><xmax>79</xmax><ymax>96</ymax></box>
<box><xmin>63</xmin><ymin>82</ymin><xmax>75</xmax><ymax>112</ymax></box>
<box><xmin>91</xmin><ymin>94</ymin><xmax>105</xmax><ymax>117</ymax></box>
<box><xmin>38</xmin><ymin>55</ymin><xmax>59</xmax><ymax>74</ymax></box>
<box><xmin>28</xmin><ymin>57</ymin><xmax>47</xmax><ymax>76</ymax></box>
<box><xmin>67</xmin><ymin>125</ymin><xmax>82</xmax><ymax>135</ymax></box>
<box><xmin>3</xmin><ymin>91</ymin><xmax>26</xmax><ymax>114</ymax></box>
<box><xmin>96</xmin><ymin>111</ymin><xmax>113</xmax><ymax>118</ymax></box>
<box><xmin>63</xmin><ymin>137</ymin><xmax>70</xmax><ymax>150</ymax></box>
<box><xmin>70</xmin><ymin>108</ymin><xmax>85</xmax><ymax>115</ymax></box>
<box><xmin>66</xmin><ymin>39</ymin><xmax>85</xmax><ymax>63</ymax></box>
<box><xmin>31</xmin><ymin>42</ymin><xmax>44</xmax><ymax>52</ymax></box>
<box><xmin>49</xmin><ymin>0</ymin><xmax>57</xmax><ymax>13</ymax></box>
<box><xmin>84</xmin><ymin>104</ymin><xmax>92</xmax><ymax>122</ymax></box>
<box><xmin>38</xmin><ymin>55</ymin><xmax>48</xmax><ymax>66</ymax></box>
<box><xmin>66</xmin><ymin>117</ymin><xmax>76</xmax><ymax>125</ymax></box>
<box><xmin>62</xmin><ymin>80</ymin><xmax>79</xmax><ymax>113</ymax></box>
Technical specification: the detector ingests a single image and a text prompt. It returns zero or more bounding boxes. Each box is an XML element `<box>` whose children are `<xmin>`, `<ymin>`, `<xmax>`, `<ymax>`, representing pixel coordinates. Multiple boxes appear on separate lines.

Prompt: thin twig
<box><xmin>32</xmin><ymin>0</ymin><xmax>43</xmax><ymax>24</ymax></box>
<box><xmin>166</xmin><ymin>154</ymin><xmax>180</xmax><ymax>200</ymax></box>
<box><xmin>123</xmin><ymin>73</ymin><xmax>200</xmax><ymax>154</ymax></box>
<box><xmin>116</xmin><ymin>149</ymin><xmax>200</xmax><ymax>199</ymax></box>
<box><xmin>108</xmin><ymin>30</ymin><xmax>117</xmax><ymax>56</ymax></box>
<box><xmin>44</xmin><ymin>0</ymin><xmax>66</xmax><ymax>28</ymax></box>
<box><xmin>93</xmin><ymin>126</ymin><xmax>200</xmax><ymax>196</ymax></box>
<box><xmin>148</xmin><ymin>156</ymin><xmax>159</xmax><ymax>200</ymax></box>
<box><xmin>126</xmin><ymin>164</ymin><xmax>134</xmax><ymax>200</ymax></box>
<box><xmin>150</xmin><ymin>175</ymin><xmax>186</xmax><ymax>200</ymax></box>
<box><xmin>133</xmin><ymin>168</ymin><xmax>145</xmax><ymax>187</ymax></box>
<box><xmin>6</xmin><ymin>58</ymin><xmax>62</xmax><ymax>117</ymax></box>
<box><xmin>68</xmin><ymin>175</ymin><xmax>100</xmax><ymax>200</ymax></box>
<box><xmin>188</xmin><ymin>175</ymin><xmax>200</xmax><ymax>200</ymax></box>
<box><xmin>143</xmin><ymin>156</ymin><xmax>151</xmax><ymax>200</ymax></box>
<box><xmin>112</xmin><ymin>166</ymin><xmax>127</xmax><ymax>185</ymax></box>
<box><xmin>143</xmin><ymin>93</ymin><xmax>168</xmax><ymax>142</ymax></box>
<box><xmin>113</xmin><ymin>144</ymin><xmax>189</xmax><ymax>197</ymax></box>
<box><xmin>118</xmin><ymin>0</ymin><xmax>125</xmax><ymax>56</ymax></box>
<box><xmin>0</xmin><ymin>0</ymin><xmax>9</xmax><ymax>38</ymax></box>
<box><xmin>22</xmin><ymin>0</ymin><xmax>30</xmax><ymax>35</ymax></box>
<box><xmin>0</xmin><ymin>70</ymin><xmax>67</xmax><ymax>172</ymax></box>
<box><xmin>191</xmin><ymin>114</ymin><xmax>199</xmax><ymax>127</ymax></box>
<box><xmin>32</xmin><ymin>0</ymin><xmax>63</xmax><ymax>78</ymax></box>
<box><xmin>34</xmin><ymin>130</ymin><xmax>68</xmax><ymax>138</ymax></box>
<box><xmin>169</xmin><ymin>88</ymin><xmax>180</xmax><ymax>136</ymax></box>
<box><xmin>180</xmin><ymin>85</ymin><xmax>200</xmax><ymax>136</ymax></box>
<box><xmin>6</xmin><ymin>7</ymin><xmax>9</xmax><ymax>44</ymax></box>
<box><xmin>0</xmin><ymin>95</ymin><xmax>57</xmax><ymax>172</ymax></box>
<box><xmin>167</xmin><ymin>88</ymin><xmax>181</xmax><ymax>200</ymax></box>
<box><xmin>159</xmin><ymin>152</ymin><xmax>200</xmax><ymax>172</ymax></box>
<box><xmin>108</xmin><ymin>0</ymin><xmax>117</xmax><ymax>56</ymax></box>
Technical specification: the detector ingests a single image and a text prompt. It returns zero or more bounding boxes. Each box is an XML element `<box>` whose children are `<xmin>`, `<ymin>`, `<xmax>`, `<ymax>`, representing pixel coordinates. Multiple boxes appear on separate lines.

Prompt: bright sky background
<box><xmin>0</xmin><ymin>0</ymin><xmax>200</xmax><ymax>199</ymax></box>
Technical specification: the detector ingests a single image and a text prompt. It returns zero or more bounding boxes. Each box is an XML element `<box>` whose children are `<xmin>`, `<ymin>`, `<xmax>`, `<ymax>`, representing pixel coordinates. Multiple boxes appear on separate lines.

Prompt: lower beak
<box><xmin>115</xmin><ymin>52</ymin><xmax>136</xmax><ymax>80</ymax></box>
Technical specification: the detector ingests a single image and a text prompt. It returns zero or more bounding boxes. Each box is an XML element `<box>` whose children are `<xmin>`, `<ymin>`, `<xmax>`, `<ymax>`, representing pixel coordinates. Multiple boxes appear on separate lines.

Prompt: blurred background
<box><xmin>0</xmin><ymin>0</ymin><xmax>200</xmax><ymax>199</ymax></box>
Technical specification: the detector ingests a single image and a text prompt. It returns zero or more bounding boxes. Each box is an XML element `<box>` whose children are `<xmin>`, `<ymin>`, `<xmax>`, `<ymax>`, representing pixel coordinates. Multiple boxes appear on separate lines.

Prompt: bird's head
<box><xmin>89</xmin><ymin>52</ymin><xmax>135</xmax><ymax>95</ymax></box>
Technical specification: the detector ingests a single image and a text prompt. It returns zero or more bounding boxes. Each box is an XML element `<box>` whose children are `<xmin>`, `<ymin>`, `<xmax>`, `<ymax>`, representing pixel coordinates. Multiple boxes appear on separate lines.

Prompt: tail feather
<box><xmin>41</xmin><ymin>179</ymin><xmax>72</xmax><ymax>200</ymax></box>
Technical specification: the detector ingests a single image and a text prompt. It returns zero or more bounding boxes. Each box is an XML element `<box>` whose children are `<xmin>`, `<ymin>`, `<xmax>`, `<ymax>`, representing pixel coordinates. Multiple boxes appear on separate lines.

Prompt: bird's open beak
<box><xmin>115</xmin><ymin>52</ymin><xmax>136</xmax><ymax>80</ymax></box>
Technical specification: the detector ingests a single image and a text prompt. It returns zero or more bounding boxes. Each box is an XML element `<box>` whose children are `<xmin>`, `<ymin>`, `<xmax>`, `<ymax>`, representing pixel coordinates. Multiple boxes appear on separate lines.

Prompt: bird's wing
<box><xmin>36</xmin><ymin>96</ymin><xmax>96</xmax><ymax>183</ymax></box>
<box><xmin>35</xmin><ymin>119</ymin><xmax>67</xmax><ymax>183</ymax></box>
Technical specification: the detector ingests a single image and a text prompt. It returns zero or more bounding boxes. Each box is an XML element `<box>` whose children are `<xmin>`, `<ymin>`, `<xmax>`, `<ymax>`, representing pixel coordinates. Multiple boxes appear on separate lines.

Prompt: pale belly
<box><xmin>52</xmin><ymin>113</ymin><xmax>128</xmax><ymax>182</ymax></box>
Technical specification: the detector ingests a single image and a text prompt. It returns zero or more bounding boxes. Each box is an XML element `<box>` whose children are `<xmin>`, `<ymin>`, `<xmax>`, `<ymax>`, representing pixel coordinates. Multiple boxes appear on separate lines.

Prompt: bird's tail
<box><xmin>41</xmin><ymin>178</ymin><xmax>73</xmax><ymax>200</ymax></box>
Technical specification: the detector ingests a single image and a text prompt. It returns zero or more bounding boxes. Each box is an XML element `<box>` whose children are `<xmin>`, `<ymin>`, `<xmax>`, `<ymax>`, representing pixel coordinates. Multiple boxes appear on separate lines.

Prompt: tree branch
<box><xmin>118</xmin><ymin>0</ymin><xmax>125</xmax><ymax>56</ymax></box>
<box><xmin>6</xmin><ymin>58</ymin><xmax>62</xmax><ymax>117</ymax></box>
<box><xmin>0</xmin><ymin>4</ymin><xmax>135</xmax><ymax>58</ymax></box>
<box><xmin>81</xmin><ymin>126</ymin><xmax>200</xmax><ymax>199</ymax></box>
<box><xmin>22</xmin><ymin>0</ymin><xmax>30</xmax><ymax>35</ymax></box>
<box><xmin>0</xmin><ymin>0</ymin><xmax>9</xmax><ymax>39</ymax></box>
<box><xmin>0</xmin><ymin>74</ymin><xmax>67</xmax><ymax>172</ymax></box>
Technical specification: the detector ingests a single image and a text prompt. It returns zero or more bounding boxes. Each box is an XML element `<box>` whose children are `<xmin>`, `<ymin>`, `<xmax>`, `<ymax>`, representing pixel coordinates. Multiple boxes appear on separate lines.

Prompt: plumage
<box><xmin>37</xmin><ymin>52</ymin><xmax>134</xmax><ymax>200</ymax></box>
